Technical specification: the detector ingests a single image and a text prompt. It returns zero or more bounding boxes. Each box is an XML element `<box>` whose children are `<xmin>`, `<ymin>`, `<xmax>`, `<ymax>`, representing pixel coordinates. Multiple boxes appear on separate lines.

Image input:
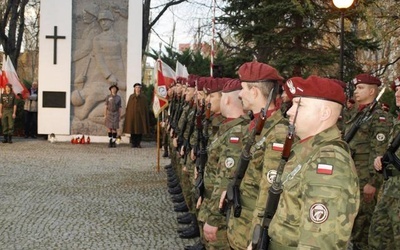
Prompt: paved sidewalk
<box><xmin>0</xmin><ymin>138</ymin><xmax>198</xmax><ymax>250</ymax></box>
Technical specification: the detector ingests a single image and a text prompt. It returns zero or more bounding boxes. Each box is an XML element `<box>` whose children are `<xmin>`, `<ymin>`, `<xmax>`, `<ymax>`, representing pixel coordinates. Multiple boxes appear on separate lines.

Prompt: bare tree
<box><xmin>142</xmin><ymin>0</ymin><xmax>187</xmax><ymax>54</ymax></box>
<box><xmin>0</xmin><ymin>0</ymin><xmax>29</xmax><ymax>69</ymax></box>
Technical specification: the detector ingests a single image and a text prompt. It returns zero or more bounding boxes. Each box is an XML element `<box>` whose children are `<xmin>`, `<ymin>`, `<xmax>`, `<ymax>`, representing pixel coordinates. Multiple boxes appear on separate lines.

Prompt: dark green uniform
<box><xmin>344</xmin><ymin>105</ymin><xmax>393</xmax><ymax>249</ymax></box>
<box><xmin>1</xmin><ymin>92</ymin><xmax>16</xmax><ymax>135</ymax></box>
<box><xmin>369</xmin><ymin>118</ymin><xmax>400</xmax><ymax>249</ymax></box>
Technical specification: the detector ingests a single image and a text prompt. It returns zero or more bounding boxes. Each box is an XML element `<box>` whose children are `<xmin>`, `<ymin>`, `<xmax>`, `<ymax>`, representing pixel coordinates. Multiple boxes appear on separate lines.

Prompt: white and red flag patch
<box><xmin>272</xmin><ymin>142</ymin><xmax>284</xmax><ymax>151</ymax></box>
<box><xmin>316</xmin><ymin>164</ymin><xmax>333</xmax><ymax>175</ymax></box>
<box><xmin>379</xmin><ymin>116</ymin><xmax>386</xmax><ymax>122</ymax></box>
<box><xmin>229</xmin><ymin>137</ymin><xmax>240</xmax><ymax>143</ymax></box>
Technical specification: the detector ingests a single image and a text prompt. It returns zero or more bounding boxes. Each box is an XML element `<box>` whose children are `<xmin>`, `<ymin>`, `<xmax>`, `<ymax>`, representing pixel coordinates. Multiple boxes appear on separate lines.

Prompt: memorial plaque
<box><xmin>42</xmin><ymin>91</ymin><xmax>66</xmax><ymax>108</ymax></box>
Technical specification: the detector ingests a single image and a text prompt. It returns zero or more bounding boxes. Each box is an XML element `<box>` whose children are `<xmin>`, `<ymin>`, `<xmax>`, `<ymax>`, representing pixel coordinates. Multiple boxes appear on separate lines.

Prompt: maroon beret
<box><xmin>186</xmin><ymin>74</ymin><xmax>198</xmax><ymax>88</ymax></box>
<box><xmin>204</xmin><ymin>78</ymin><xmax>223</xmax><ymax>94</ymax></box>
<box><xmin>284</xmin><ymin>75</ymin><xmax>346</xmax><ymax>105</ymax></box>
<box><xmin>197</xmin><ymin>77</ymin><xmax>210</xmax><ymax>91</ymax></box>
<box><xmin>348</xmin><ymin>99</ymin><xmax>355</xmax><ymax>104</ymax></box>
<box><xmin>331</xmin><ymin>79</ymin><xmax>346</xmax><ymax>90</ymax></box>
<box><xmin>222</xmin><ymin>79</ymin><xmax>242</xmax><ymax>93</ymax></box>
<box><xmin>238</xmin><ymin>61</ymin><xmax>284</xmax><ymax>83</ymax></box>
<box><xmin>352</xmin><ymin>73</ymin><xmax>381</xmax><ymax>86</ymax></box>
<box><xmin>391</xmin><ymin>77</ymin><xmax>400</xmax><ymax>91</ymax></box>
<box><xmin>176</xmin><ymin>76</ymin><xmax>187</xmax><ymax>85</ymax></box>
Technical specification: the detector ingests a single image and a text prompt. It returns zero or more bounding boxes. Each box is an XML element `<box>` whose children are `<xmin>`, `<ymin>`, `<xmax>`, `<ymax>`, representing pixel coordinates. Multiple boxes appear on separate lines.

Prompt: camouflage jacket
<box><xmin>269</xmin><ymin>126</ymin><xmax>360</xmax><ymax>249</ymax></box>
<box><xmin>197</xmin><ymin>116</ymin><xmax>247</xmax><ymax>223</ymax></box>
<box><xmin>344</xmin><ymin>105</ymin><xmax>392</xmax><ymax>189</ymax></box>
<box><xmin>227</xmin><ymin>110</ymin><xmax>288</xmax><ymax>250</ymax></box>
<box><xmin>382</xmin><ymin>118</ymin><xmax>400</xmax><ymax>198</ymax></box>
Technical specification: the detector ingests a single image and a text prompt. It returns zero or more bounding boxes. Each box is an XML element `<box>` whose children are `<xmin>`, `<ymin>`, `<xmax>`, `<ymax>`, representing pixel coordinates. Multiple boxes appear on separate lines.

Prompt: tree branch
<box><xmin>149</xmin><ymin>0</ymin><xmax>188</xmax><ymax>29</ymax></box>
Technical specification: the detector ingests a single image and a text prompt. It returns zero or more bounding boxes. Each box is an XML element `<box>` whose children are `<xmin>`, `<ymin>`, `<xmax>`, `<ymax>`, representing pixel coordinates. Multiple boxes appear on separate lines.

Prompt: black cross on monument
<box><xmin>45</xmin><ymin>26</ymin><xmax>66</xmax><ymax>65</ymax></box>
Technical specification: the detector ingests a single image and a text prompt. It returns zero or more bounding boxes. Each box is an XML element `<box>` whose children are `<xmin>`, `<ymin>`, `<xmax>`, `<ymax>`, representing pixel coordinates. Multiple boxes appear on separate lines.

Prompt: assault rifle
<box><xmin>183</xmin><ymin>100</ymin><xmax>198</xmax><ymax>165</ymax></box>
<box><xmin>381</xmin><ymin>132</ymin><xmax>400</xmax><ymax>180</ymax></box>
<box><xmin>171</xmin><ymin>94</ymin><xmax>185</xmax><ymax>138</ymax></box>
<box><xmin>194</xmin><ymin>100</ymin><xmax>207</xmax><ymax>200</ymax></box>
<box><xmin>251</xmin><ymin>98</ymin><xmax>300</xmax><ymax>250</ymax></box>
<box><xmin>220</xmin><ymin>88</ymin><xmax>275</xmax><ymax>218</ymax></box>
<box><xmin>344</xmin><ymin>87</ymin><xmax>386</xmax><ymax>143</ymax></box>
<box><xmin>177</xmin><ymin>99</ymin><xmax>195</xmax><ymax>151</ymax></box>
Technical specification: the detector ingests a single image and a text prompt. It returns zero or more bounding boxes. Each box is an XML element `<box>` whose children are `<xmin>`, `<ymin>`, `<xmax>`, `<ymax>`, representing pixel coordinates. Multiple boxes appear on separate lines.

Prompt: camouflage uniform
<box><xmin>1</xmin><ymin>92</ymin><xmax>16</xmax><ymax>135</ymax></box>
<box><xmin>202</xmin><ymin>116</ymin><xmax>249</xmax><ymax>249</ymax></box>
<box><xmin>269</xmin><ymin>126</ymin><xmax>360</xmax><ymax>249</ymax></box>
<box><xmin>345</xmin><ymin>105</ymin><xmax>393</xmax><ymax>249</ymax></box>
<box><xmin>369</xmin><ymin>118</ymin><xmax>400</xmax><ymax>249</ymax></box>
<box><xmin>227</xmin><ymin>110</ymin><xmax>288</xmax><ymax>250</ymax></box>
<box><xmin>195</xmin><ymin>113</ymin><xmax>225</xmax><ymax>244</ymax></box>
<box><xmin>175</xmin><ymin>102</ymin><xmax>192</xmax><ymax>207</ymax></box>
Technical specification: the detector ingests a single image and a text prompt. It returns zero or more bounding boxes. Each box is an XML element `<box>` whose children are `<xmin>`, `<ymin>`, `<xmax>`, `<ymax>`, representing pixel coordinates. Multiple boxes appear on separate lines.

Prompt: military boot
<box><xmin>8</xmin><ymin>135</ymin><xmax>12</xmax><ymax>143</ymax></box>
<box><xmin>2</xmin><ymin>135</ymin><xmax>8</xmax><ymax>143</ymax></box>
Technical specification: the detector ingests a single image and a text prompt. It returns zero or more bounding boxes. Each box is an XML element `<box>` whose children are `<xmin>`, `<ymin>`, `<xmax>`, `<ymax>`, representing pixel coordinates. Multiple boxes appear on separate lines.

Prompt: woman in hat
<box><xmin>105</xmin><ymin>84</ymin><xmax>121</xmax><ymax>147</ymax></box>
<box><xmin>123</xmin><ymin>83</ymin><xmax>150</xmax><ymax>148</ymax></box>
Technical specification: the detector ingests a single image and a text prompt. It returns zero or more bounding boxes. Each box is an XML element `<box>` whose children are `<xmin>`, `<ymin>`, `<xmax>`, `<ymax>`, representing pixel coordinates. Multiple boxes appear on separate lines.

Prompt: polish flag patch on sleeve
<box><xmin>379</xmin><ymin>116</ymin><xmax>386</xmax><ymax>122</ymax></box>
<box><xmin>317</xmin><ymin>164</ymin><xmax>333</xmax><ymax>175</ymax></box>
<box><xmin>230</xmin><ymin>137</ymin><xmax>240</xmax><ymax>143</ymax></box>
<box><xmin>272</xmin><ymin>143</ymin><xmax>284</xmax><ymax>152</ymax></box>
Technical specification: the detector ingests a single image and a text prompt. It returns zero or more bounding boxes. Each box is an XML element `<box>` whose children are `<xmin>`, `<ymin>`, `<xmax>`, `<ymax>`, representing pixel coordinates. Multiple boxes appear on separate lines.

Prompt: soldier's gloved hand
<box><xmin>363</xmin><ymin>183</ymin><xmax>376</xmax><ymax>203</ymax></box>
<box><xmin>219</xmin><ymin>190</ymin><xmax>227</xmax><ymax>209</ymax></box>
<box><xmin>196</xmin><ymin>196</ymin><xmax>202</xmax><ymax>209</ymax></box>
<box><xmin>203</xmin><ymin>223</ymin><xmax>218</xmax><ymax>242</ymax></box>
<box><xmin>374</xmin><ymin>156</ymin><xmax>383</xmax><ymax>171</ymax></box>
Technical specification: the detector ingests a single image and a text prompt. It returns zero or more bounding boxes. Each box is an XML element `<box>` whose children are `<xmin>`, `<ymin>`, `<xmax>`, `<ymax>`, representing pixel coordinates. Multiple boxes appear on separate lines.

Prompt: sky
<box><xmin>147</xmin><ymin>0</ymin><xmax>223</xmax><ymax>65</ymax></box>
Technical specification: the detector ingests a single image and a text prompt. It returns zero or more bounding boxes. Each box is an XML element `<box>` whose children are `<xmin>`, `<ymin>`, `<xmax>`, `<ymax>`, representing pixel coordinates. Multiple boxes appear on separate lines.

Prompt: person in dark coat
<box><xmin>105</xmin><ymin>84</ymin><xmax>122</xmax><ymax>148</ymax></box>
<box><xmin>123</xmin><ymin>83</ymin><xmax>150</xmax><ymax>148</ymax></box>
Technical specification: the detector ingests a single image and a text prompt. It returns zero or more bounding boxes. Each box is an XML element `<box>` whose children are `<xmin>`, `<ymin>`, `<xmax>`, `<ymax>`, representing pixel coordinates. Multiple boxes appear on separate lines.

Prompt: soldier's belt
<box><xmin>353</xmin><ymin>153</ymin><xmax>369</xmax><ymax>161</ymax></box>
<box><xmin>240</xmin><ymin>195</ymin><xmax>256</xmax><ymax>209</ymax></box>
<box><xmin>269</xmin><ymin>240</ymin><xmax>297</xmax><ymax>250</ymax></box>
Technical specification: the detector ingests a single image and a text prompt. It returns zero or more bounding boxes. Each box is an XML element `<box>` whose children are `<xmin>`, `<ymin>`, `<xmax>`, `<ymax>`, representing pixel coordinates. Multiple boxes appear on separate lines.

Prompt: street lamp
<box><xmin>333</xmin><ymin>0</ymin><xmax>354</xmax><ymax>81</ymax></box>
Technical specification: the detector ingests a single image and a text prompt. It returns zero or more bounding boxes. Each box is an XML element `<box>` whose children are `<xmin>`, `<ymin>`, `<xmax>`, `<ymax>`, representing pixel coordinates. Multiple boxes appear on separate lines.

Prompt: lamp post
<box><xmin>333</xmin><ymin>0</ymin><xmax>354</xmax><ymax>81</ymax></box>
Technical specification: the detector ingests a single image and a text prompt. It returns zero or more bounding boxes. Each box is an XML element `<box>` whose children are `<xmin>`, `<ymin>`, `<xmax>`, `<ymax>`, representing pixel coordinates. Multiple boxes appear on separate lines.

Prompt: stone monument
<box><xmin>38</xmin><ymin>0</ymin><xmax>142</xmax><ymax>139</ymax></box>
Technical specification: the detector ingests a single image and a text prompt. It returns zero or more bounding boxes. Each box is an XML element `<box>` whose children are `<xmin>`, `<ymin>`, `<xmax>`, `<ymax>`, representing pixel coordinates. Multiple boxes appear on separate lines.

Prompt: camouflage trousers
<box><xmin>351</xmin><ymin>194</ymin><xmax>377</xmax><ymax>249</ymax></box>
<box><xmin>198</xmin><ymin>221</ymin><xmax>230</xmax><ymax>249</ymax></box>
<box><xmin>227</xmin><ymin>208</ymin><xmax>253</xmax><ymax>250</ymax></box>
<box><xmin>369</xmin><ymin>195</ymin><xmax>400</xmax><ymax>249</ymax></box>
<box><xmin>1</xmin><ymin>108</ymin><xmax>14</xmax><ymax>135</ymax></box>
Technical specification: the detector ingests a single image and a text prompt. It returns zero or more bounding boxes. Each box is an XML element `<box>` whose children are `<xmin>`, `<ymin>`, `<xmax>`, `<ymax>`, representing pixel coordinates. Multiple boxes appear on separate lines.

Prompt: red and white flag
<box><xmin>152</xmin><ymin>59</ymin><xmax>175</xmax><ymax>117</ymax></box>
<box><xmin>2</xmin><ymin>55</ymin><xmax>29</xmax><ymax>99</ymax></box>
<box><xmin>176</xmin><ymin>61</ymin><xmax>189</xmax><ymax>80</ymax></box>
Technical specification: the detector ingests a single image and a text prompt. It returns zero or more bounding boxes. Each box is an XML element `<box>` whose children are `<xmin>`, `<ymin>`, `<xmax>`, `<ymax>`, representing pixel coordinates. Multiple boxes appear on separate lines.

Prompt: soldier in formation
<box><xmin>163</xmin><ymin>61</ymin><xmax>398</xmax><ymax>250</ymax></box>
<box><xmin>369</xmin><ymin>76</ymin><xmax>400</xmax><ymax>249</ymax></box>
<box><xmin>343</xmin><ymin>74</ymin><xmax>393</xmax><ymax>249</ymax></box>
<box><xmin>268</xmin><ymin>76</ymin><xmax>360</xmax><ymax>249</ymax></box>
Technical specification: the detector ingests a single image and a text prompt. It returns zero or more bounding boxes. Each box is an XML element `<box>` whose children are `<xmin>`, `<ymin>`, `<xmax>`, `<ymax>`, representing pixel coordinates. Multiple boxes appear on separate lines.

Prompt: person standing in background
<box><xmin>105</xmin><ymin>84</ymin><xmax>121</xmax><ymax>148</ymax></box>
<box><xmin>123</xmin><ymin>83</ymin><xmax>150</xmax><ymax>148</ymax></box>
<box><xmin>24</xmin><ymin>81</ymin><xmax>38</xmax><ymax>138</ymax></box>
<box><xmin>0</xmin><ymin>83</ymin><xmax>17</xmax><ymax>143</ymax></box>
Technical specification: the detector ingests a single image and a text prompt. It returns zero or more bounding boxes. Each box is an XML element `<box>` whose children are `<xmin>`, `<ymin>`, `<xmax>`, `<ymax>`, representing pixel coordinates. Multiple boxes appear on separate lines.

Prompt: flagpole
<box><xmin>156</xmin><ymin>43</ymin><xmax>162</xmax><ymax>173</ymax></box>
<box><xmin>210</xmin><ymin>0</ymin><xmax>216</xmax><ymax>77</ymax></box>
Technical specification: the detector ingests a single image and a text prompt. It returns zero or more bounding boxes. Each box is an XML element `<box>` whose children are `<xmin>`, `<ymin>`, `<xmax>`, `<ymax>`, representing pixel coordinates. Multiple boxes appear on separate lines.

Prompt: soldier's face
<box><xmin>185</xmin><ymin>87</ymin><xmax>195</xmax><ymax>102</ymax></box>
<box><xmin>353</xmin><ymin>84</ymin><xmax>375</xmax><ymax>104</ymax></box>
<box><xmin>395</xmin><ymin>87</ymin><xmax>400</xmax><ymax>107</ymax></box>
<box><xmin>239</xmin><ymin>82</ymin><xmax>258</xmax><ymax>111</ymax></box>
<box><xmin>287</xmin><ymin>97</ymin><xmax>320</xmax><ymax>140</ymax></box>
<box><xmin>208</xmin><ymin>92</ymin><xmax>221</xmax><ymax>113</ymax></box>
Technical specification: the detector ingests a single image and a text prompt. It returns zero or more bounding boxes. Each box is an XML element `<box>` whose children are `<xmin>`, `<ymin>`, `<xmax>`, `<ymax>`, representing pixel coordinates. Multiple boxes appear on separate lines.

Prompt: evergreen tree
<box><xmin>219</xmin><ymin>0</ymin><xmax>380</xmax><ymax>81</ymax></box>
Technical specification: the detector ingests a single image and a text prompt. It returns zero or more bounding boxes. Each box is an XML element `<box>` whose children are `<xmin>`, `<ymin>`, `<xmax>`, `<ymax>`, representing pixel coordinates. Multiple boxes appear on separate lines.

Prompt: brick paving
<box><xmin>0</xmin><ymin>138</ymin><xmax>197</xmax><ymax>250</ymax></box>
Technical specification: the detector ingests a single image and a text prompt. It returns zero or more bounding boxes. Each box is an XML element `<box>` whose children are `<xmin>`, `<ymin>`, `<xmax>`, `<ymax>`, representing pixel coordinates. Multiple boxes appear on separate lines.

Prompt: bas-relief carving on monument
<box><xmin>71</xmin><ymin>0</ymin><xmax>128</xmax><ymax>135</ymax></box>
